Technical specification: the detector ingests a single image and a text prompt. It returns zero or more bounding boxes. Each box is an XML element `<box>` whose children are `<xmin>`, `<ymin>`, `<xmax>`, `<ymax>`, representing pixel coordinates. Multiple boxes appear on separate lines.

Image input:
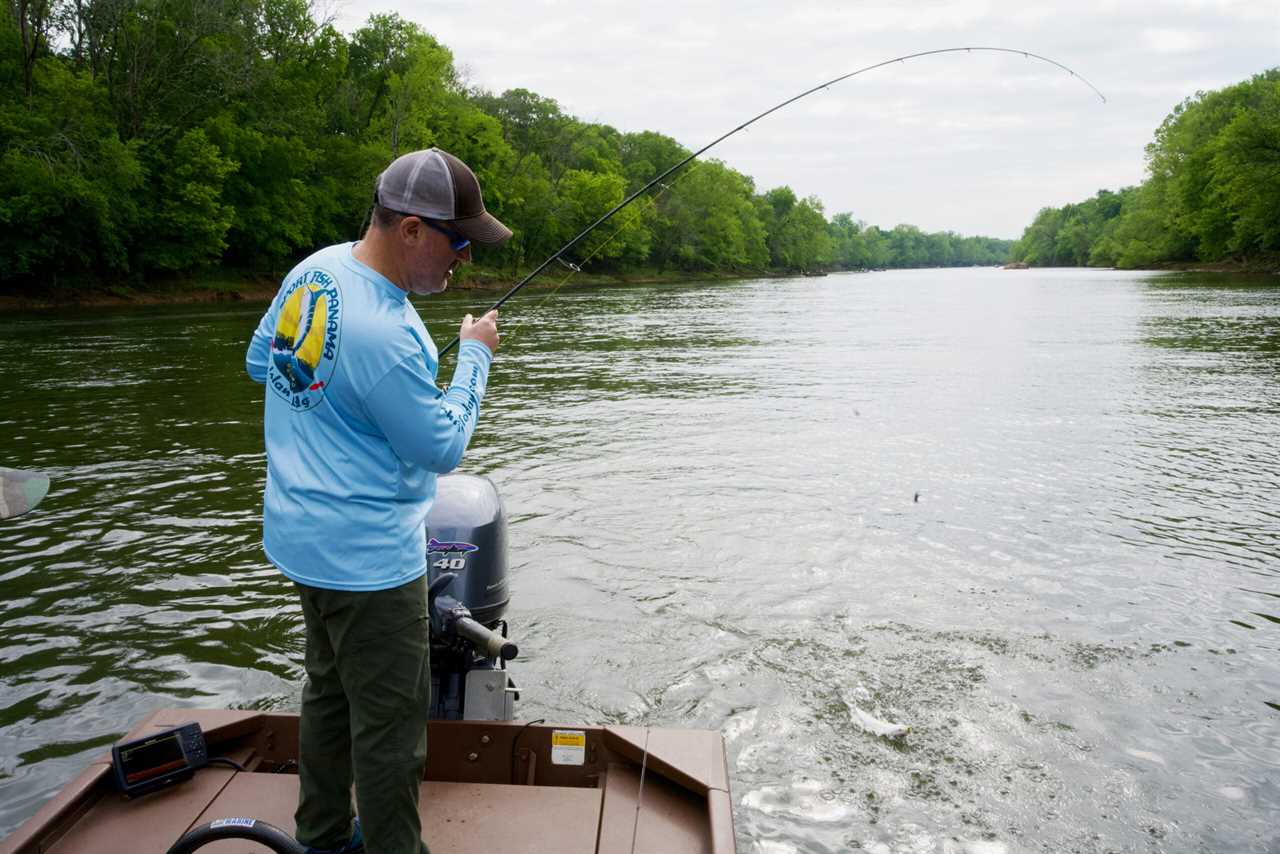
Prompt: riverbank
<box><xmin>1144</xmin><ymin>256</ymin><xmax>1280</xmax><ymax>275</ymax></box>
<box><xmin>1006</xmin><ymin>256</ymin><xmax>1280</xmax><ymax>275</ymax></box>
<box><xmin>5</xmin><ymin>260</ymin><xmax>1277</xmax><ymax>312</ymax></box>
<box><xmin>0</xmin><ymin>266</ymin><xmax>778</xmax><ymax>312</ymax></box>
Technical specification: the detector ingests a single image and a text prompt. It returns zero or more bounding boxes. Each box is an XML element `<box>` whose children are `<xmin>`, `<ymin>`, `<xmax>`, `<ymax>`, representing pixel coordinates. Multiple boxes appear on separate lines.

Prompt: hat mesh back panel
<box><xmin>378</xmin><ymin>150</ymin><xmax>456</xmax><ymax>220</ymax></box>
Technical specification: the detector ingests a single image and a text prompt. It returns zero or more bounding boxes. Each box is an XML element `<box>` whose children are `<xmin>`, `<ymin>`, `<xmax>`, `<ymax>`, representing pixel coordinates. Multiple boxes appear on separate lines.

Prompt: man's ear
<box><xmin>399</xmin><ymin>216</ymin><xmax>424</xmax><ymax>245</ymax></box>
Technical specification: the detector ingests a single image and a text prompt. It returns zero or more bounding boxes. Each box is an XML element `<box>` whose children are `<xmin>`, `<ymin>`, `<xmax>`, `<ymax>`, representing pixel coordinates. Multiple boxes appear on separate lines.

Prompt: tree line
<box><xmin>1</xmin><ymin>0</ymin><xmax>1012</xmax><ymax>289</ymax></box>
<box><xmin>1010</xmin><ymin>69</ymin><xmax>1280</xmax><ymax>268</ymax></box>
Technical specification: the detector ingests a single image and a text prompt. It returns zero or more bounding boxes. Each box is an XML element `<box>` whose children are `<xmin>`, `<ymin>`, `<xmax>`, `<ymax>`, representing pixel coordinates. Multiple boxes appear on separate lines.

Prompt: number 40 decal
<box><xmin>433</xmin><ymin>556</ymin><xmax>467</xmax><ymax>570</ymax></box>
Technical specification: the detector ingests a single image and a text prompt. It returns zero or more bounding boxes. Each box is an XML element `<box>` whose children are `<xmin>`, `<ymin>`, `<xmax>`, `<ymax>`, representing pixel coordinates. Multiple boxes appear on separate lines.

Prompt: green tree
<box><xmin>1011</xmin><ymin>70</ymin><xmax>1279</xmax><ymax>269</ymax></box>
<box><xmin>828</xmin><ymin>212</ymin><xmax>869</xmax><ymax>269</ymax></box>
<box><xmin>862</xmin><ymin>226</ymin><xmax>891</xmax><ymax>267</ymax></box>
<box><xmin>887</xmin><ymin>223</ymin><xmax>927</xmax><ymax>267</ymax></box>
<box><xmin>0</xmin><ymin>0</ymin><xmax>1027</xmax><ymax>288</ymax></box>
<box><xmin>762</xmin><ymin>191</ymin><xmax>830</xmax><ymax>271</ymax></box>
<box><xmin>1209</xmin><ymin>75</ymin><xmax>1280</xmax><ymax>255</ymax></box>
<box><xmin>620</xmin><ymin>130</ymin><xmax>688</xmax><ymax>192</ymax></box>
<box><xmin>658</xmin><ymin>161</ymin><xmax>766</xmax><ymax>271</ymax></box>
<box><xmin>341</xmin><ymin>12</ymin><xmax>417</xmax><ymax>133</ymax></box>
<box><xmin>548</xmin><ymin>169</ymin><xmax>650</xmax><ymax>266</ymax></box>
<box><xmin>0</xmin><ymin>31</ymin><xmax>142</xmax><ymax>279</ymax></box>
<box><xmin>138</xmin><ymin>127</ymin><xmax>237</xmax><ymax>269</ymax></box>
<box><xmin>11</xmin><ymin>0</ymin><xmax>54</xmax><ymax>95</ymax></box>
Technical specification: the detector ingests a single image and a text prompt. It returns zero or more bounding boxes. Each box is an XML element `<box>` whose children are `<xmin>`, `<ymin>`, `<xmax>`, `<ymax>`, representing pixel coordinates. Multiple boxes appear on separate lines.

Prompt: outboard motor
<box><xmin>424</xmin><ymin>474</ymin><xmax>518</xmax><ymax>721</ymax></box>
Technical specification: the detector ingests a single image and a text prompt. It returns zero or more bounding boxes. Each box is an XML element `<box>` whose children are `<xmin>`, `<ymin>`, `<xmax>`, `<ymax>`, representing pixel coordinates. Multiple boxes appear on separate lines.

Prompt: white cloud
<box><xmin>1140</xmin><ymin>27</ymin><xmax>1213</xmax><ymax>53</ymax></box>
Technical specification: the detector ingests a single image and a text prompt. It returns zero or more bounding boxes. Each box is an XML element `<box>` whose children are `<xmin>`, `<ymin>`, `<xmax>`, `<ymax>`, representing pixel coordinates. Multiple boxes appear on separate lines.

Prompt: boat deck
<box><xmin>3</xmin><ymin>710</ymin><xmax>735</xmax><ymax>854</ymax></box>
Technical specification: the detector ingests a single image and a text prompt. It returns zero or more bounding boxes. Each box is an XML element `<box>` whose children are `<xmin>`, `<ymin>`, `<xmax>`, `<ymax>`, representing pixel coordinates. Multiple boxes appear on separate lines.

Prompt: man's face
<box><xmin>403</xmin><ymin>218</ymin><xmax>472</xmax><ymax>296</ymax></box>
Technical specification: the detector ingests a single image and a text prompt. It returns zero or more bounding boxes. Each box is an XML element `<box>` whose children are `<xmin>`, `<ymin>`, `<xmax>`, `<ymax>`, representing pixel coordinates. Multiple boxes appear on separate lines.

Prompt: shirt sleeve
<box><xmin>363</xmin><ymin>339</ymin><xmax>493</xmax><ymax>474</ymax></box>
<box><xmin>246</xmin><ymin>304</ymin><xmax>275</xmax><ymax>384</ymax></box>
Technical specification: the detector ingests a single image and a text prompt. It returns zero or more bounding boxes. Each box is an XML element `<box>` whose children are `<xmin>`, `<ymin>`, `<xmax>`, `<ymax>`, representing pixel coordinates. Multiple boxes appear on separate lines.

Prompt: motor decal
<box><xmin>428</xmin><ymin>538</ymin><xmax>479</xmax><ymax>555</ymax></box>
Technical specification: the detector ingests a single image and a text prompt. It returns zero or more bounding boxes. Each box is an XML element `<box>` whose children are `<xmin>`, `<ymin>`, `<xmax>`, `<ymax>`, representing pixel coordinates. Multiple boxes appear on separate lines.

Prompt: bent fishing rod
<box><xmin>440</xmin><ymin>46</ymin><xmax>1106</xmax><ymax>357</ymax></box>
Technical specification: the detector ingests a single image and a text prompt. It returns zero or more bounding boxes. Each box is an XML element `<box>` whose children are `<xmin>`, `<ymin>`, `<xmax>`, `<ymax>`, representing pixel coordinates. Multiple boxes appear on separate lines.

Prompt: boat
<box><xmin>2</xmin><ymin>476</ymin><xmax>735</xmax><ymax>854</ymax></box>
<box><xmin>2</xmin><ymin>709</ymin><xmax>734</xmax><ymax>854</ymax></box>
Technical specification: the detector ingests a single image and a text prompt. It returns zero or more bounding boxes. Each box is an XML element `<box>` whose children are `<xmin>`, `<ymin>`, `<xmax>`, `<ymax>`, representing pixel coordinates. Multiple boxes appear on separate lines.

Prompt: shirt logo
<box><xmin>268</xmin><ymin>269</ymin><xmax>342</xmax><ymax>411</ymax></box>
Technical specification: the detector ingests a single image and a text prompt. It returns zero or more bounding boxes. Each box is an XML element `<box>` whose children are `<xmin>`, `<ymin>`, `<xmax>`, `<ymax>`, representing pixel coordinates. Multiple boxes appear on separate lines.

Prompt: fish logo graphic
<box><xmin>267</xmin><ymin>269</ymin><xmax>342</xmax><ymax>411</ymax></box>
<box><xmin>272</xmin><ymin>285</ymin><xmax>329</xmax><ymax>392</ymax></box>
<box><xmin>428</xmin><ymin>538</ymin><xmax>479</xmax><ymax>555</ymax></box>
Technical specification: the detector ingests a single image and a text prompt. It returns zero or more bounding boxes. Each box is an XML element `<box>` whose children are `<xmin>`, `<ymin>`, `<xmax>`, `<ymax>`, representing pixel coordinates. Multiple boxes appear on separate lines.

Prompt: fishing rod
<box><xmin>440</xmin><ymin>46</ymin><xmax>1106</xmax><ymax>357</ymax></box>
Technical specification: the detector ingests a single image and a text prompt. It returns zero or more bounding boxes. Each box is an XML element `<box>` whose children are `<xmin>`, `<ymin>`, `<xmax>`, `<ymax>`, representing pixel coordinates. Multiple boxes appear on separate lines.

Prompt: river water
<box><xmin>1</xmin><ymin>268</ymin><xmax>1277</xmax><ymax>852</ymax></box>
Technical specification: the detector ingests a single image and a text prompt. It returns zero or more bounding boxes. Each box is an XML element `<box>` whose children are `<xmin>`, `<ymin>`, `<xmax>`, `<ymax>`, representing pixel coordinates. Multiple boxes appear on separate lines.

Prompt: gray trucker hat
<box><xmin>375</xmin><ymin>148</ymin><xmax>512</xmax><ymax>245</ymax></box>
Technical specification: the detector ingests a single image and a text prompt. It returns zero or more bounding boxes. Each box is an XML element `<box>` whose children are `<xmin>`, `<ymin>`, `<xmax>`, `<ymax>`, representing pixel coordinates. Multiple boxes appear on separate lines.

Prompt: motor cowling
<box><xmin>425</xmin><ymin>474</ymin><xmax>517</xmax><ymax>721</ymax></box>
<box><xmin>425</xmin><ymin>473</ymin><xmax>509</xmax><ymax>624</ymax></box>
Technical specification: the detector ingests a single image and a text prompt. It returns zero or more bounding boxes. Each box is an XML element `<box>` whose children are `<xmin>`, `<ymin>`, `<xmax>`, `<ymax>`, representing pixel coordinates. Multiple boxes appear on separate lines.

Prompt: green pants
<box><xmin>294</xmin><ymin>576</ymin><xmax>432</xmax><ymax>854</ymax></box>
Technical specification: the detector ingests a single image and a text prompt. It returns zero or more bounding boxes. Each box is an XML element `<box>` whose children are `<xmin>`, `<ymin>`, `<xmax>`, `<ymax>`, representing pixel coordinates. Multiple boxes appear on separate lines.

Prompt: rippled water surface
<box><xmin>1</xmin><ymin>268</ymin><xmax>1278</xmax><ymax>852</ymax></box>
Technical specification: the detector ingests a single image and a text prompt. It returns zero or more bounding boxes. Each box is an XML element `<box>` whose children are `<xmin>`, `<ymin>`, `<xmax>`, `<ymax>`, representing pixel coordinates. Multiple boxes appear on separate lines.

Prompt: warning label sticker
<box><xmin>551</xmin><ymin>730</ymin><xmax>587</xmax><ymax>765</ymax></box>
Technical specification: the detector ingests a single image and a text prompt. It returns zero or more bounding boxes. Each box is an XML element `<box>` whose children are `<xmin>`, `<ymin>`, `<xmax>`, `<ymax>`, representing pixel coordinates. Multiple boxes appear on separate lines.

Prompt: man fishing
<box><xmin>245</xmin><ymin>147</ymin><xmax>510</xmax><ymax>854</ymax></box>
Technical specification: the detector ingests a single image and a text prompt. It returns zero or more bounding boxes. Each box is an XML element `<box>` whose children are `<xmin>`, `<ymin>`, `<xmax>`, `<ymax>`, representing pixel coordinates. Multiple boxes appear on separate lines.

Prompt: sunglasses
<box><xmin>419</xmin><ymin>219</ymin><xmax>471</xmax><ymax>252</ymax></box>
<box><xmin>374</xmin><ymin>192</ymin><xmax>472</xmax><ymax>252</ymax></box>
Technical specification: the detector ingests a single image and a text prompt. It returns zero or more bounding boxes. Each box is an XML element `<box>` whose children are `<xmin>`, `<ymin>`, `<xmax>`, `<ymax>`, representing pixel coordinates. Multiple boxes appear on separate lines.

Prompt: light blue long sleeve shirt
<box><xmin>246</xmin><ymin>242</ymin><xmax>492</xmax><ymax>591</ymax></box>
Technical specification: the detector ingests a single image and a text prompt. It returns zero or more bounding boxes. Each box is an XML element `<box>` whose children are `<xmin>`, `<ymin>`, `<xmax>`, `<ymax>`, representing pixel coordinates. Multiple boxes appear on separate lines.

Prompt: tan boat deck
<box><xmin>3</xmin><ymin>710</ymin><xmax>735</xmax><ymax>854</ymax></box>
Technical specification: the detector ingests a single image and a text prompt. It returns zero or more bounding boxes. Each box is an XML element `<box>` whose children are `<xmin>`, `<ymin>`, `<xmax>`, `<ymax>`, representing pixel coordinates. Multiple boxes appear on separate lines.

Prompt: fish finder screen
<box><xmin>119</xmin><ymin>733</ymin><xmax>187</xmax><ymax>783</ymax></box>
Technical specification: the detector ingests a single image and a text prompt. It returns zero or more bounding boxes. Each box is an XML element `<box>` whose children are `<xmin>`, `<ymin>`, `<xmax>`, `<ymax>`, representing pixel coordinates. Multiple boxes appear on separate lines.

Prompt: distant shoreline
<box><xmin>2</xmin><ymin>262</ymin><xmax>1276</xmax><ymax>313</ymax></box>
<box><xmin>0</xmin><ymin>267</ymin><xmax>779</xmax><ymax>313</ymax></box>
<box><xmin>1141</xmin><ymin>258</ymin><xmax>1280</xmax><ymax>275</ymax></box>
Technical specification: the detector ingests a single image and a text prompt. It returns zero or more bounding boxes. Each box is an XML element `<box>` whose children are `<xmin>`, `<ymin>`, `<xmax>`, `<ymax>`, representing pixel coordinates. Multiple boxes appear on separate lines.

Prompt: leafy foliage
<box><xmin>1011</xmin><ymin>69</ymin><xmax>1280</xmax><ymax>268</ymax></box>
<box><xmin>2</xmin><ymin>1</ymin><xmax>1011</xmax><ymax>286</ymax></box>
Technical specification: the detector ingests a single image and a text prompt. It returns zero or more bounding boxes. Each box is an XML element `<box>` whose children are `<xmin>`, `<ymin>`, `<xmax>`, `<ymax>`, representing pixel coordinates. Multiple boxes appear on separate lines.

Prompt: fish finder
<box><xmin>111</xmin><ymin>722</ymin><xmax>208</xmax><ymax>797</ymax></box>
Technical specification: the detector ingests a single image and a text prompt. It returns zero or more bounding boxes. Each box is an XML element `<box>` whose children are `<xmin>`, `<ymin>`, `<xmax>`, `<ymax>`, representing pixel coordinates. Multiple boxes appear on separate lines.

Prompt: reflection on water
<box><xmin>1</xmin><ymin>269</ymin><xmax>1277</xmax><ymax>852</ymax></box>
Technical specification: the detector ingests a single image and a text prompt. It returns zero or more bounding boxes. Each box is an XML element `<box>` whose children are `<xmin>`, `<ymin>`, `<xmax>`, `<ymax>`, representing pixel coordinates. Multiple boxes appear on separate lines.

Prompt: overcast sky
<box><xmin>330</xmin><ymin>1</ymin><xmax>1278</xmax><ymax>238</ymax></box>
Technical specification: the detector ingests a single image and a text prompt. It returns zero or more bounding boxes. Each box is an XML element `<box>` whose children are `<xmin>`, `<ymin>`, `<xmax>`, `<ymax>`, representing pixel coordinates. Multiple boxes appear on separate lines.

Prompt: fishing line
<box><xmin>439</xmin><ymin>46</ymin><xmax>1106</xmax><ymax>358</ymax></box>
<box><xmin>492</xmin><ymin>159</ymin><xmax>700</xmax><ymax>348</ymax></box>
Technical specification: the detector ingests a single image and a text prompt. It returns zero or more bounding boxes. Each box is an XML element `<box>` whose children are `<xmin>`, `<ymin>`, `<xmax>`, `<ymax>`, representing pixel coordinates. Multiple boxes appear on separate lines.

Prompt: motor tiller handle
<box><xmin>454</xmin><ymin>615</ymin><xmax>518</xmax><ymax>661</ymax></box>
